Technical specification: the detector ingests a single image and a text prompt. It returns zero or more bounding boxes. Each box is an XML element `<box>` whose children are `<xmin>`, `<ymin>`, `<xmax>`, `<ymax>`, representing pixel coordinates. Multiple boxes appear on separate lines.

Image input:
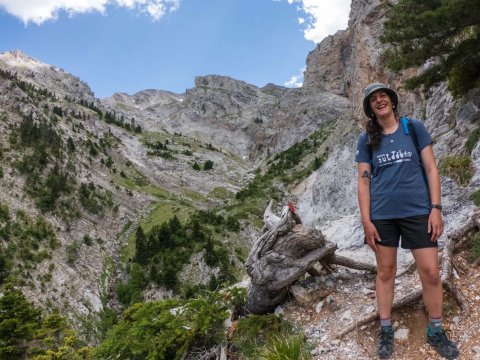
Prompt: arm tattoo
<box><xmin>361</xmin><ymin>170</ymin><xmax>371</xmax><ymax>179</ymax></box>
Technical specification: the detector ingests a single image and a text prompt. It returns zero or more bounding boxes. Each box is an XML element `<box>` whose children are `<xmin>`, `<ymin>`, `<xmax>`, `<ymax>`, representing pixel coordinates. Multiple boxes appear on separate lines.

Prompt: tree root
<box><xmin>328</xmin><ymin>255</ymin><xmax>377</xmax><ymax>273</ymax></box>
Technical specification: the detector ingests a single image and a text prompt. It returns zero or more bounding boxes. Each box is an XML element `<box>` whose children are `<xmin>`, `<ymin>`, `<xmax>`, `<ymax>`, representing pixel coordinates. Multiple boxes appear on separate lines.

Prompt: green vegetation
<box><xmin>0</xmin><ymin>203</ymin><xmax>59</xmax><ymax>282</ymax></box>
<box><xmin>66</xmin><ymin>241</ymin><xmax>81</xmax><ymax>267</ymax></box>
<box><xmin>466</xmin><ymin>128</ymin><xmax>480</xmax><ymax>154</ymax></box>
<box><xmin>119</xmin><ymin>209</ymin><xmax>240</xmax><ymax>306</ymax></box>
<box><xmin>0</xmin><ymin>287</ymin><xmax>90</xmax><ymax>359</ymax></box>
<box><xmin>231</xmin><ymin>314</ymin><xmax>310</xmax><ymax>360</ymax></box>
<box><xmin>382</xmin><ymin>0</ymin><xmax>480</xmax><ymax>96</ymax></box>
<box><xmin>471</xmin><ymin>189</ymin><xmax>480</xmax><ymax>207</ymax></box>
<box><xmin>258</xmin><ymin>334</ymin><xmax>311</xmax><ymax>360</ymax></box>
<box><xmin>468</xmin><ymin>232</ymin><xmax>480</xmax><ymax>263</ymax></box>
<box><xmin>123</xmin><ymin>201</ymin><xmax>192</xmax><ymax>262</ymax></box>
<box><xmin>439</xmin><ymin>155</ymin><xmax>472</xmax><ymax>186</ymax></box>
<box><xmin>113</xmin><ymin>165</ymin><xmax>172</xmax><ymax>199</ymax></box>
<box><xmin>227</xmin><ymin>122</ymin><xmax>333</xmax><ymax>225</ymax></box>
<box><xmin>145</xmin><ymin>139</ymin><xmax>176</xmax><ymax>159</ymax></box>
<box><xmin>103</xmin><ymin>111</ymin><xmax>142</xmax><ymax>133</ymax></box>
<box><xmin>78</xmin><ymin>182</ymin><xmax>114</xmax><ymax>215</ymax></box>
<box><xmin>204</xmin><ymin>159</ymin><xmax>214</xmax><ymax>170</ymax></box>
<box><xmin>116</xmin><ymin>263</ymin><xmax>148</xmax><ymax>306</ymax></box>
<box><xmin>96</xmin><ymin>289</ymin><xmax>243</xmax><ymax>360</ymax></box>
<box><xmin>208</xmin><ymin>186</ymin><xmax>234</xmax><ymax>200</ymax></box>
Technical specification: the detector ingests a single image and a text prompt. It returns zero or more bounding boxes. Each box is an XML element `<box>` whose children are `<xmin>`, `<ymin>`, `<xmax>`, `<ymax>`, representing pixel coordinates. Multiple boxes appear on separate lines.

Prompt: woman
<box><xmin>355</xmin><ymin>83</ymin><xmax>459</xmax><ymax>359</ymax></box>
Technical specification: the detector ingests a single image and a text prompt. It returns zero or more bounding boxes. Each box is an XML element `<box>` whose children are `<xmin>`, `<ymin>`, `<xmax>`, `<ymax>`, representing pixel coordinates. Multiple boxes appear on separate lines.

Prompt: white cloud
<box><xmin>0</xmin><ymin>0</ymin><xmax>181</xmax><ymax>25</ymax></box>
<box><xmin>297</xmin><ymin>17</ymin><xmax>305</xmax><ymax>25</ymax></box>
<box><xmin>283</xmin><ymin>0</ymin><xmax>351</xmax><ymax>43</ymax></box>
<box><xmin>284</xmin><ymin>68</ymin><xmax>305</xmax><ymax>88</ymax></box>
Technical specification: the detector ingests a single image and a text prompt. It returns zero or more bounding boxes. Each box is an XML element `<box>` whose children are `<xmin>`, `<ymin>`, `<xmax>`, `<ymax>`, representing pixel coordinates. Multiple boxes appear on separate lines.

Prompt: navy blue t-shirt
<box><xmin>355</xmin><ymin>119</ymin><xmax>433</xmax><ymax>220</ymax></box>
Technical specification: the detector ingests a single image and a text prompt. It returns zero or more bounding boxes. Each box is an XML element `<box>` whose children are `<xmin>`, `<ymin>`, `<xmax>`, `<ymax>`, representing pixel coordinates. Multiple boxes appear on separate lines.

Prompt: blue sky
<box><xmin>0</xmin><ymin>0</ymin><xmax>350</xmax><ymax>98</ymax></box>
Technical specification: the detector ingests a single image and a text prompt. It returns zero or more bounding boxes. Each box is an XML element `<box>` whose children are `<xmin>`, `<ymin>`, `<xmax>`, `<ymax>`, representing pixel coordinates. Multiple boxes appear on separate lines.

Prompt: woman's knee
<box><xmin>420</xmin><ymin>268</ymin><xmax>441</xmax><ymax>286</ymax></box>
<box><xmin>377</xmin><ymin>265</ymin><xmax>396</xmax><ymax>282</ymax></box>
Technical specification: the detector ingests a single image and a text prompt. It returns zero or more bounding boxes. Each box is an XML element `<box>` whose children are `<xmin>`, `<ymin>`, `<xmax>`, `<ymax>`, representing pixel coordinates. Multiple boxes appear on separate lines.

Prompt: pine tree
<box><xmin>0</xmin><ymin>287</ymin><xmax>41</xmax><ymax>358</ymax></box>
<box><xmin>381</xmin><ymin>0</ymin><xmax>480</xmax><ymax>96</ymax></box>
<box><xmin>134</xmin><ymin>226</ymin><xmax>150</xmax><ymax>265</ymax></box>
<box><xmin>192</xmin><ymin>162</ymin><xmax>201</xmax><ymax>171</ymax></box>
<box><xmin>203</xmin><ymin>160</ymin><xmax>214</xmax><ymax>170</ymax></box>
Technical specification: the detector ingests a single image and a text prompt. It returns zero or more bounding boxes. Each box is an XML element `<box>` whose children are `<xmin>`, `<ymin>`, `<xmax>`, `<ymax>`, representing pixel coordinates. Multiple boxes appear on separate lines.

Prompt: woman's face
<box><xmin>369</xmin><ymin>90</ymin><xmax>393</xmax><ymax>119</ymax></box>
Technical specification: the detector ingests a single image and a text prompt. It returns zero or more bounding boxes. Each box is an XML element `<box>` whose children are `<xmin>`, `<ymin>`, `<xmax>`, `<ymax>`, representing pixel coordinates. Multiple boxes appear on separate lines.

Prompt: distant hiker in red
<box><xmin>355</xmin><ymin>83</ymin><xmax>459</xmax><ymax>359</ymax></box>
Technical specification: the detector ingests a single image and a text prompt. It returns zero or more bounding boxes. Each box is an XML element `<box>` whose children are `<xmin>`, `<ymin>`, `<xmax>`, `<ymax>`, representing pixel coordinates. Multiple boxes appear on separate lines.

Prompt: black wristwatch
<box><xmin>431</xmin><ymin>204</ymin><xmax>442</xmax><ymax>211</ymax></box>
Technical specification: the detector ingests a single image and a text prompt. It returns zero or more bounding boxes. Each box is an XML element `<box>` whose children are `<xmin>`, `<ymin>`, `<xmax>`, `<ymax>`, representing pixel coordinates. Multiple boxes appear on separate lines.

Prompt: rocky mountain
<box><xmin>103</xmin><ymin>74</ymin><xmax>349</xmax><ymax>162</ymax></box>
<box><xmin>0</xmin><ymin>0</ymin><xmax>479</xmax><ymax>357</ymax></box>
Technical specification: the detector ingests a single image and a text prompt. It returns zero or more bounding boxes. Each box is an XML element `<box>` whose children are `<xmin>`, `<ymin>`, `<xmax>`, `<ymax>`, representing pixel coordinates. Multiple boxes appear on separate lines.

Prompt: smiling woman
<box><xmin>355</xmin><ymin>82</ymin><xmax>459</xmax><ymax>360</ymax></box>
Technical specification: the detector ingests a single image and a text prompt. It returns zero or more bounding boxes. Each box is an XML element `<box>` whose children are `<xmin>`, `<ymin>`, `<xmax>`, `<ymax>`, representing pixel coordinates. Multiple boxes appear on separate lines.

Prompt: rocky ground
<box><xmin>282</xmin><ymin>246</ymin><xmax>480</xmax><ymax>359</ymax></box>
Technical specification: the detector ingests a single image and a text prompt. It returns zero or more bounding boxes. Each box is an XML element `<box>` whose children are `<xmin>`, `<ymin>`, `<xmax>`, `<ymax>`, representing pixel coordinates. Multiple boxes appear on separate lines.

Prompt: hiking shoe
<box><xmin>427</xmin><ymin>328</ymin><xmax>459</xmax><ymax>359</ymax></box>
<box><xmin>376</xmin><ymin>326</ymin><xmax>394</xmax><ymax>359</ymax></box>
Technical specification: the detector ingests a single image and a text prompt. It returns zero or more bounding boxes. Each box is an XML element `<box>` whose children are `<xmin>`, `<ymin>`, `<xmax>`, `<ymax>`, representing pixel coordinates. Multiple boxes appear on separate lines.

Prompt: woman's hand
<box><xmin>428</xmin><ymin>209</ymin><xmax>444</xmax><ymax>242</ymax></box>
<box><xmin>363</xmin><ymin>221</ymin><xmax>381</xmax><ymax>252</ymax></box>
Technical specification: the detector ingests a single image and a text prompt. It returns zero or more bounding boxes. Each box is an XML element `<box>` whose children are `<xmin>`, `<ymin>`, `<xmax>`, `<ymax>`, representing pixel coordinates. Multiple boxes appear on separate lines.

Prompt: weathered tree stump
<box><xmin>245</xmin><ymin>201</ymin><xmax>337</xmax><ymax>314</ymax></box>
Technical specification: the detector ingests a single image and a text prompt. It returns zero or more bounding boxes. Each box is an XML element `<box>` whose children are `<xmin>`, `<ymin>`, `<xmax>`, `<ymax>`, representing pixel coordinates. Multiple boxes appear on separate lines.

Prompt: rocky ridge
<box><xmin>103</xmin><ymin>74</ymin><xmax>350</xmax><ymax>162</ymax></box>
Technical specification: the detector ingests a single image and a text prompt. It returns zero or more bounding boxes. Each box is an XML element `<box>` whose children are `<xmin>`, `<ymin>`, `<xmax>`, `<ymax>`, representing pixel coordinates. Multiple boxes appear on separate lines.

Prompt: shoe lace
<box><xmin>379</xmin><ymin>327</ymin><xmax>393</xmax><ymax>342</ymax></box>
<box><xmin>431</xmin><ymin>328</ymin><xmax>450</xmax><ymax>343</ymax></box>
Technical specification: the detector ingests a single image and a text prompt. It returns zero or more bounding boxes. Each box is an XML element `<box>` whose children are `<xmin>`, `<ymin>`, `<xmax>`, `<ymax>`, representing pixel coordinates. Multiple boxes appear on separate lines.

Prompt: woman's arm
<box><xmin>357</xmin><ymin>162</ymin><xmax>380</xmax><ymax>252</ymax></box>
<box><xmin>420</xmin><ymin>145</ymin><xmax>444</xmax><ymax>241</ymax></box>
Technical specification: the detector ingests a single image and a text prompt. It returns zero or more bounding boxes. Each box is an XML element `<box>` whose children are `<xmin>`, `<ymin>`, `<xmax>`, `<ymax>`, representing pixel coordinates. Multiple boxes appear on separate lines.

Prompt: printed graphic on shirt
<box><xmin>376</xmin><ymin>148</ymin><xmax>413</xmax><ymax>166</ymax></box>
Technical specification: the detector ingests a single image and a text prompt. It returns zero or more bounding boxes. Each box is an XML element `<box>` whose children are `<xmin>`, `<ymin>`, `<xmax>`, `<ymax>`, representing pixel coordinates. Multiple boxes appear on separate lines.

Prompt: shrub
<box><xmin>0</xmin><ymin>287</ymin><xmax>41</xmax><ymax>358</ymax></box>
<box><xmin>95</xmin><ymin>291</ymin><xmax>233</xmax><ymax>360</ymax></box>
<box><xmin>83</xmin><ymin>235</ymin><xmax>93</xmax><ymax>246</ymax></box>
<box><xmin>66</xmin><ymin>242</ymin><xmax>80</xmax><ymax>266</ymax></box>
<box><xmin>466</xmin><ymin>128</ymin><xmax>480</xmax><ymax>154</ymax></box>
<box><xmin>471</xmin><ymin>189</ymin><xmax>480</xmax><ymax>207</ymax></box>
<box><xmin>439</xmin><ymin>156</ymin><xmax>472</xmax><ymax>186</ymax></box>
<box><xmin>192</xmin><ymin>162</ymin><xmax>201</xmax><ymax>171</ymax></box>
<box><xmin>468</xmin><ymin>233</ymin><xmax>480</xmax><ymax>263</ymax></box>
<box><xmin>258</xmin><ymin>333</ymin><xmax>311</xmax><ymax>360</ymax></box>
<box><xmin>232</xmin><ymin>314</ymin><xmax>295</xmax><ymax>359</ymax></box>
<box><xmin>0</xmin><ymin>203</ymin><xmax>10</xmax><ymax>222</ymax></box>
<box><xmin>203</xmin><ymin>160</ymin><xmax>214</xmax><ymax>170</ymax></box>
<box><xmin>116</xmin><ymin>263</ymin><xmax>147</xmax><ymax>306</ymax></box>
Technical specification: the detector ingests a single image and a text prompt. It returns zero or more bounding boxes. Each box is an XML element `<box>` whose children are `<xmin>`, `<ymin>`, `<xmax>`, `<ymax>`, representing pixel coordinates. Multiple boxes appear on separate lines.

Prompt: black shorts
<box><xmin>365</xmin><ymin>215</ymin><xmax>437</xmax><ymax>249</ymax></box>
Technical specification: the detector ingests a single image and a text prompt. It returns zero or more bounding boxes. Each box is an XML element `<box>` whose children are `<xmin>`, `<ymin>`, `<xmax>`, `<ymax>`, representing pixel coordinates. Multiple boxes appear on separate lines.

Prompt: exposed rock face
<box><xmin>103</xmin><ymin>74</ymin><xmax>350</xmax><ymax>162</ymax></box>
<box><xmin>303</xmin><ymin>0</ymin><xmax>423</xmax><ymax>121</ymax></box>
<box><xmin>102</xmin><ymin>89</ymin><xmax>184</xmax><ymax>132</ymax></box>
<box><xmin>0</xmin><ymin>50</ymin><xmax>95</xmax><ymax>101</ymax></box>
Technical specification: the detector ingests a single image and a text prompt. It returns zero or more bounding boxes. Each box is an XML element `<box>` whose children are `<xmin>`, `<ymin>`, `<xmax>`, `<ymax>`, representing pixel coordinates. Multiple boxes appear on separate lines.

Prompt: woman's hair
<box><xmin>366</xmin><ymin>116</ymin><xmax>382</xmax><ymax>149</ymax></box>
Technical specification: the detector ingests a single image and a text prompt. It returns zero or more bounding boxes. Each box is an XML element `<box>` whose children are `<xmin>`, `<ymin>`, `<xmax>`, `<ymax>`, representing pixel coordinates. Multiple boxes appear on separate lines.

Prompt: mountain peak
<box><xmin>0</xmin><ymin>49</ymin><xmax>47</xmax><ymax>70</ymax></box>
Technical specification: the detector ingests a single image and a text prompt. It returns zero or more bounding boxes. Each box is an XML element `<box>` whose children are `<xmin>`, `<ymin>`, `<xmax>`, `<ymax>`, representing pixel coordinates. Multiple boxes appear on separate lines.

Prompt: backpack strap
<box><xmin>401</xmin><ymin>117</ymin><xmax>421</xmax><ymax>158</ymax></box>
<box><xmin>402</xmin><ymin>117</ymin><xmax>428</xmax><ymax>183</ymax></box>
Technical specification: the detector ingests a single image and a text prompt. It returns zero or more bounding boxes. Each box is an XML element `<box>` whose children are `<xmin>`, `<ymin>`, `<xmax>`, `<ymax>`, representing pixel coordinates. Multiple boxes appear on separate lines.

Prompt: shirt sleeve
<box><xmin>412</xmin><ymin>119</ymin><xmax>433</xmax><ymax>150</ymax></box>
<box><xmin>355</xmin><ymin>132</ymin><xmax>371</xmax><ymax>163</ymax></box>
